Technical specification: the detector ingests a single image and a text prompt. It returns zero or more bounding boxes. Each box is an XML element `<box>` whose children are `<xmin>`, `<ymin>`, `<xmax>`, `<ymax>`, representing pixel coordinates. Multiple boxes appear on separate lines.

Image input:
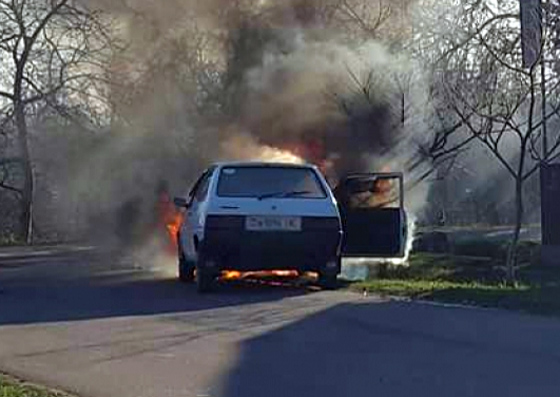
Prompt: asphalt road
<box><xmin>2</xmin><ymin>247</ymin><xmax>560</xmax><ymax>397</ymax></box>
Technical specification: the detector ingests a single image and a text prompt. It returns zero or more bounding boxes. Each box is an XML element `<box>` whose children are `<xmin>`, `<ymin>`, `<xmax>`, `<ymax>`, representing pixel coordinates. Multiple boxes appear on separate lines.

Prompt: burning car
<box><xmin>174</xmin><ymin>162</ymin><xmax>407</xmax><ymax>293</ymax></box>
<box><xmin>174</xmin><ymin>162</ymin><xmax>342</xmax><ymax>292</ymax></box>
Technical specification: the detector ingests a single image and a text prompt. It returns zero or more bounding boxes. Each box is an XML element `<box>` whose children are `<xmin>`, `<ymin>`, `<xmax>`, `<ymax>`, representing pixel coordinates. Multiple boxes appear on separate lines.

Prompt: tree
<box><xmin>0</xmin><ymin>0</ymin><xmax>114</xmax><ymax>243</ymax></box>
<box><xmin>423</xmin><ymin>0</ymin><xmax>560</xmax><ymax>282</ymax></box>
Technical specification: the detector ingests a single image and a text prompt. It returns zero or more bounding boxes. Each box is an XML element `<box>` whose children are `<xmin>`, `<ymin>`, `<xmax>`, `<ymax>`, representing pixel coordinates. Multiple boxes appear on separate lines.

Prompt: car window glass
<box><xmin>217</xmin><ymin>166</ymin><xmax>326</xmax><ymax>198</ymax></box>
<box><xmin>194</xmin><ymin>172</ymin><xmax>211</xmax><ymax>202</ymax></box>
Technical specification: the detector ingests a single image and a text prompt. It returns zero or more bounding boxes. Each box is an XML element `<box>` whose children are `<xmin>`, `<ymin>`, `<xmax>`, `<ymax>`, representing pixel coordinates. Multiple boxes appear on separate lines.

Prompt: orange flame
<box><xmin>223</xmin><ymin>271</ymin><xmax>242</xmax><ymax>280</ymax></box>
<box><xmin>165</xmin><ymin>212</ymin><xmax>184</xmax><ymax>251</ymax></box>
<box><xmin>374</xmin><ymin>166</ymin><xmax>398</xmax><ymax>207</ymax></box>
<box><xmin>157</xmin><ymin>191</ymin><xmax>185</xmax><ymax>254</ymax></box>
<box><xmin>221</xmin><ymin>270</ymin><xmax>300</xmax><ymax>281</ymax></box>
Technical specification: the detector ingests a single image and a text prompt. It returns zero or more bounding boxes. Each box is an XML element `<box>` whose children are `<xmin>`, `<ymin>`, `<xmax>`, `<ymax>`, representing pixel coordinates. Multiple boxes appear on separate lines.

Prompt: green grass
<box><xmin>0</xmin><ymin>234</ymin><xmax>22</xmax><ymax>247</ymax></box>
<box><xmin>348</xmin><ymin>252</ymin><xmax>560</xmax><ymax>316</ymax></box>
<box><xmin>0</xmin><ymin>375</ymin><xmax>71</xmax><ymax>397</ymax></box>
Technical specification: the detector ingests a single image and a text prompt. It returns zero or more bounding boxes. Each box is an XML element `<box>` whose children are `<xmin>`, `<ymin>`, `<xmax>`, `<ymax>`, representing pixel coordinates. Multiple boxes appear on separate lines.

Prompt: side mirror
<box><xmin>173</xmin><ymin>197</ymin><xmax>190</xmax><ymax>208</ymax></box>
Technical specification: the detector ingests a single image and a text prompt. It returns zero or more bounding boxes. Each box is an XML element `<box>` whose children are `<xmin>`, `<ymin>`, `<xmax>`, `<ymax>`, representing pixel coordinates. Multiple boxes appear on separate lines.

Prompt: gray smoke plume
<box><xmin>216</xmin><ymin>5</ymin><xmax>432</xmax><ymax>215</ymax></box>
<box><xmin>39</xmin><ymin>0</ymin><xmax>432</xmax><ymax>249</ymax></box>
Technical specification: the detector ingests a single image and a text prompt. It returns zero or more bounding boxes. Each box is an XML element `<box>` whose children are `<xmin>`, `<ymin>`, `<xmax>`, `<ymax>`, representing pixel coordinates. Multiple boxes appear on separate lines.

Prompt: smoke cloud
<box><xmin>38</xmin><ymin>0</ymin><xmax>433</xmax><ymax>249</ymax></box>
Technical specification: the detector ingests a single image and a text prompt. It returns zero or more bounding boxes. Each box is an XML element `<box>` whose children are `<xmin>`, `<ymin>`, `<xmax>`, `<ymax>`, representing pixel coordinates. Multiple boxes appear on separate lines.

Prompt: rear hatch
<box><xmin>203</xmin><ymin>164</ymin><xmax>340</xmax><ymax>266</ymax></box>
<box><xmin>208</xmin><ymin>164</ymin><xmax>339</xmax><ymax>219</ymax></box>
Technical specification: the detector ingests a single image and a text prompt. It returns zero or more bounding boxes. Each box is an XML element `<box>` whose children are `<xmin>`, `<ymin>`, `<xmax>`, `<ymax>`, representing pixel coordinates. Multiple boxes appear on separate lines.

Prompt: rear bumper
<box><xmin>201</xmin><ymin>215</ymin><xmax>342</xmax><ymax>273</ymax></box>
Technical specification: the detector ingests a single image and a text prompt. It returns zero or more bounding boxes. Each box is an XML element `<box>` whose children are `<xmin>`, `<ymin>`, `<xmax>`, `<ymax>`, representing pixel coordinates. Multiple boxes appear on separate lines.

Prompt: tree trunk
<box><xmin>14</xmin><ymin>103</ymin><xmax>34</xmax><ymax>245</ymax></box>
<box><xmin>505</xmin><ymin>177</ymin><xmax>524</xmax><ymax>284</ymax></box>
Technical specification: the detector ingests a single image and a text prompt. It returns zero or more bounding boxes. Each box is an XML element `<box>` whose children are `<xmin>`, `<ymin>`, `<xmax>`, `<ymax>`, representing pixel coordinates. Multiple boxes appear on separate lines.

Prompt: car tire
<box><xmin>318</xmin><ymin>272</ymin><xmax>338</xmax><ymax>290</ymax></box>
<box><xmin>179</xmin><ymin>258</ymin><xmax>195</xmax><ymax>283</ymax></box>
<box><xmin>196</xmin><ymin>251</ymin><xmax>215</xmax><ymax>293</ymax></box>
<box><xmin>178</xmin><ymin>237</ymin><xmax>195</xmax><ymax>283</ymax></box>
<box><xmin>196</xmin><ymin>270</ymin><xmax>215</xmax><ymax>293</ymax></box>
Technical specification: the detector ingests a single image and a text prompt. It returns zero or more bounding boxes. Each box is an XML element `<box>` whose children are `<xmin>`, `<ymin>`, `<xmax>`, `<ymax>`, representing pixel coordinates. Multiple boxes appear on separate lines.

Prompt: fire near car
<box><xmin>174</xmin><ymin>162</ymin><xmax>407</xmax><ymax>293</ymax></box>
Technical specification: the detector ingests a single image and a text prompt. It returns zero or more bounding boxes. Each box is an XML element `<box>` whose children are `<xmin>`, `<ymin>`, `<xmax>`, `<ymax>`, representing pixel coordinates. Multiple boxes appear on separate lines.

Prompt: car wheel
<box><xmin>179</xmin><ymin>258</ymin><xmax>195</xmax><ymax>283</ymax></box>
<box><xmin>178</xmin><ymin>238</ymin><xmax>195</xmax><ymax>283</ymax></box>
<box><xmin>196</xmin><ymin>251</ymin><xmax>216</xmax><ymax>293</ymax></box>
<box><xmin>318</xmin><ymin>272</ymin><xmax>338</xmax><ymax>290</ymax></box>
<box><xmin>196</xmin><ymin>270</ymin><xmax>215</xmax><ymax>293</ymax></box>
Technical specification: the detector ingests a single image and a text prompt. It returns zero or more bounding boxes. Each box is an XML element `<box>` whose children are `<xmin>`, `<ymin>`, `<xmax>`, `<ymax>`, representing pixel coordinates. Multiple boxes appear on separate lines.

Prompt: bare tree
<box><xmin>333</xmin><ymin>0</ymin><xmax>392</xmax><ymax>39</ymax></box>
<box><xmin>0</xmin><ymin>0</ymin><xmax>114</xmax><ymax>243</ymax></box>
<box><xmin>428</xmin><ymin>0</ymin><xmax>560</xmax><ymax>282</ymax></box>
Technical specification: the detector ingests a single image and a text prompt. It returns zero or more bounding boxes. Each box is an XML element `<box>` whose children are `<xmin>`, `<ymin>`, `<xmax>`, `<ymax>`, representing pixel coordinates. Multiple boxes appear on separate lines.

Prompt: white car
<box><xmin>174</xmin><ymin>162</ymin><xmax>343</xmax><ymax>292</ymax></box>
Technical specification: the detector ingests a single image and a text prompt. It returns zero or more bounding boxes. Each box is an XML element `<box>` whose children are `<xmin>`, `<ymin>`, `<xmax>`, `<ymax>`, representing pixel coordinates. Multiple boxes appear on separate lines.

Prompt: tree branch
<box><xmin>436</xmin><ymin>13</ymin><xmax>518</xmax><ymax>65</ymax></box>
<box><xmin>0</xmin><ymin>180</ymin><xmax>23</xmax><ymax>195</ymax></box>
<box><xmin>0</xmin><ymin>90</ymin><xmax>14</xmax><ymax>100</ymax></box>
<box><xmin>448</xmin><ymin>98</ymin><xmax>518</xmax><ymax>178</ymax></box>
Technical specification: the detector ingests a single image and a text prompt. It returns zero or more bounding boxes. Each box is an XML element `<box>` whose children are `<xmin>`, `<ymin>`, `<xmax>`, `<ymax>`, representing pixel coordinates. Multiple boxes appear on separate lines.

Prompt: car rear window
<box><xmin>217</xmin><ymin>166</ymin><xmax>327</xmax><ymax>199</ymax></box>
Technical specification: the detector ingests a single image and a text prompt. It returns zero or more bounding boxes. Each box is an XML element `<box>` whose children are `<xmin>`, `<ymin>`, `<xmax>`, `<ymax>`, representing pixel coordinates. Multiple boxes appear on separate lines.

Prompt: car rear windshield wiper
<box><xmin>257</xmin><ymin>190</ymin><xmax>312</xmax><ymax>200</ymax></box>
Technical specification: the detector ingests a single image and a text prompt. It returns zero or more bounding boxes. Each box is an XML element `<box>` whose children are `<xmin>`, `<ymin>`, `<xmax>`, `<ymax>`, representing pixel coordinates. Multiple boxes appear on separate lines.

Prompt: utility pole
<box><xmin>519</xmin><ymin>0</ymin><xmax>558</xmax><ymax>265</ymax></box>
<box><xmin>533</xmin><ymin>0</ymin><xmax>560</xmax><ymax>267</ymax></box>
<box><xmin>541</xmin><ymin>0</ymin><xmax>548</xmax><ymax>161</ymax></box>
<box><xmin>400</xmin><ymin>0</ymin><xmax>407</xmax><ymax>128</ymax></box>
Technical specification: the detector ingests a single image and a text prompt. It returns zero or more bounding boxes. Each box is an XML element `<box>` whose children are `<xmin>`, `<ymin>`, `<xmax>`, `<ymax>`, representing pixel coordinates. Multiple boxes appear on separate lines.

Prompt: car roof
<box><xmin>212</xmin><ymin>161</ymin><xmax>316</xmax><ymax>170</ymax></box>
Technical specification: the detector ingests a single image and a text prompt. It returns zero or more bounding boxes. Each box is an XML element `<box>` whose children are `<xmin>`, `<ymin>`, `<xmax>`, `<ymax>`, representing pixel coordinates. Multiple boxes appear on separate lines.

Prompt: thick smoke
<box><xmin>217</xmin><ymin>2</ymin><xmax>424</xmax><ymax>174</ymax></box>
<box><xmin>235</xmin><ymin>39</ymin><xmax>411</xmax><ymax>172</ymax></box>
<box><xmin>45</xmin><ymin>0</ymin><xmax>432</xmax><ymax>249</ymax></box>
<box><xmin>216</xmin><ymin>4</ymin><xmax>432</xmax><ymax>215</ymax></box>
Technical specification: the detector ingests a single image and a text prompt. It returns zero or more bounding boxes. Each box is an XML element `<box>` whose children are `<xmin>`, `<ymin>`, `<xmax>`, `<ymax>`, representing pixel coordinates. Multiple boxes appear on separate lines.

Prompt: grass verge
<box><xmin>348</xmin><ymin>253</ymin><xmax>560</xmax><ymax>317</ymax></box>
<box><xmin>0</xmin><ymin>374</ymin><xmax>72</xmax><ymax>397</ymax></box>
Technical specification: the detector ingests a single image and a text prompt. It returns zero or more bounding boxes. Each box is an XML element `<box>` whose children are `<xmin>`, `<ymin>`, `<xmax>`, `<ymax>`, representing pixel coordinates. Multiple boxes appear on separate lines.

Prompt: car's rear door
<box><xmin>334</xmin><ymin>173</ymin><xmax>407</xmax><ymax>258</ymax></box>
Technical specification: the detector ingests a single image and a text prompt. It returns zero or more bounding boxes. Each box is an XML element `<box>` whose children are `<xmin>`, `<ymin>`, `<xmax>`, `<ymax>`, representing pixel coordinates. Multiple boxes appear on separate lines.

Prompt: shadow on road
<box><xmin>216</xmin><ymin>300</ymin><xmax>560</xmax><ymax>397</ymax></box>
<box><xmin>0</xmin><ymin>251</ymin><xmax>313</xmax><ymax>326</ymax></box>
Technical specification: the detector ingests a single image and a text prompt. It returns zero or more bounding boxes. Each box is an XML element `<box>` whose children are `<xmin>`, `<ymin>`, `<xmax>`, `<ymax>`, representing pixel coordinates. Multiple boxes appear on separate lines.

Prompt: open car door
<box><xmin>334</xmin><ymin>173</ymin><xmax>407</xmax><ymax>258</ymax></box>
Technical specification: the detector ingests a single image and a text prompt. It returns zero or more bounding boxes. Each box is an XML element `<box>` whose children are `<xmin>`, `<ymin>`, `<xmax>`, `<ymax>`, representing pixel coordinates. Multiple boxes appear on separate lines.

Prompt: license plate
<box><xmin>245</xmin><ymin>216</ymin><xmax>302</xmax><ymax>232</ymax></box>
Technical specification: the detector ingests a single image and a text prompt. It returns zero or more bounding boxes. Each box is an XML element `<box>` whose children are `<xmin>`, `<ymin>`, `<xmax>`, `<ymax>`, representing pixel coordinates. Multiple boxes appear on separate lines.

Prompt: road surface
<box><xmin>1</xmin><ymin>246</ymin><xmax>560</xmax><ymax>397</ymax></box>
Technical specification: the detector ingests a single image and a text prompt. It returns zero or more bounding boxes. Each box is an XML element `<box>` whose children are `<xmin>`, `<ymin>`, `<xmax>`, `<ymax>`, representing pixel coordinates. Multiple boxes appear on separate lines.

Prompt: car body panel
<box><xmin>177</xmin><ymin>162</ymin><xmax>342</xmax><ymax>272</ymax></box>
